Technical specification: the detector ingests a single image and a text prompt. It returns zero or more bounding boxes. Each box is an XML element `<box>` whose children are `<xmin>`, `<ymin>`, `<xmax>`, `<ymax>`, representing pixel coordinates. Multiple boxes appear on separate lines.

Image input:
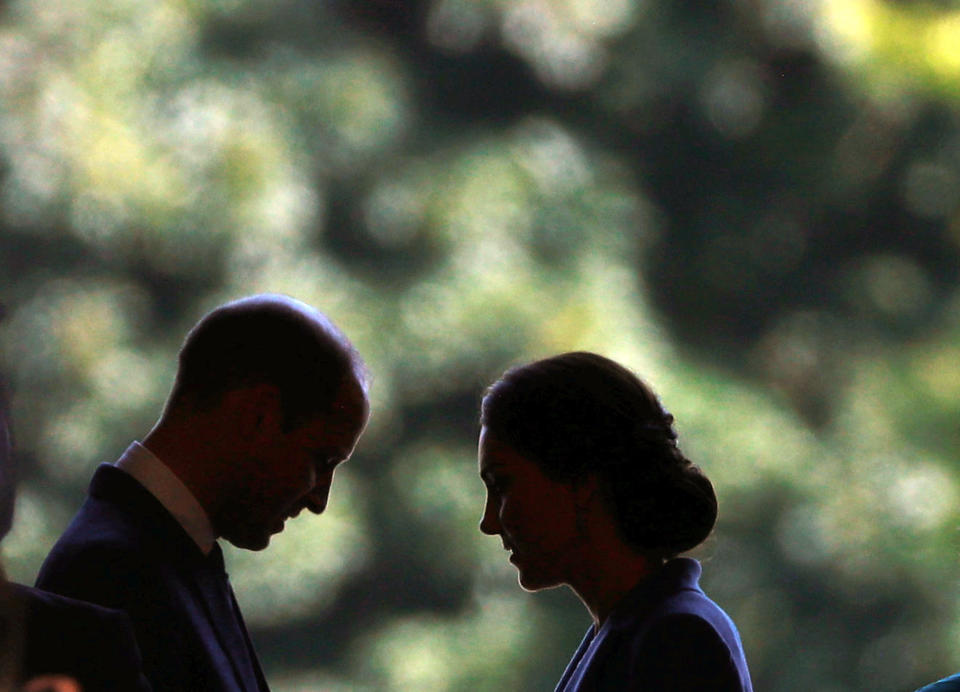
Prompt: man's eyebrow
<box><xmin>312</xmin><ymin>447</ymin><xmax>344</xmax><ymax>461</ymax></box>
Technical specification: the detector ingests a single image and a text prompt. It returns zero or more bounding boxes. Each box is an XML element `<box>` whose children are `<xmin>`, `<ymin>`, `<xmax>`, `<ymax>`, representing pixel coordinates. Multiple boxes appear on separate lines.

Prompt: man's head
<box><xmin>154</xmin><ymin>294</ymin><xmax>370</xmax><ymax>551</ymax></box>
<box><xmin>168</xmin><ymin>294</ymin><xmax>367</xmax><ymax>431</ymax></box>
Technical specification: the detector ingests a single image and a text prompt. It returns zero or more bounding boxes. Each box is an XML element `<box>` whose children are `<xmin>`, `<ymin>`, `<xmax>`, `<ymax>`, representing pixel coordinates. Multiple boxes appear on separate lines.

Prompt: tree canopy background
<box><xmin>2</xmin><ymin>0</ymin><xmax>960</xmax><ymax>689</ymax></box>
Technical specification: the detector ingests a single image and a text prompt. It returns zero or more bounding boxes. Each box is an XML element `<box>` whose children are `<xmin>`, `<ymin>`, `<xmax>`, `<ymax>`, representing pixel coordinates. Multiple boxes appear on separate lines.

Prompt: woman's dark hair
<box><xmin>480</xmin><ymin>351</ymin><xmax>717</xmax><ymax>558</ymax></box>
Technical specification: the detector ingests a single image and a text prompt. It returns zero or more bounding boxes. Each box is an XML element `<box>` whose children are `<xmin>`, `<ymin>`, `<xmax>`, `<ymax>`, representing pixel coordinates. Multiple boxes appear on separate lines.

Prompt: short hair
<box><xmin>481</xmin><ymin>351</ymin><xmax>717</xmax><ymax>559</ymax></box>
<box><xmin>168</xmin><ymin>295</ymin><xmax>366</xmax><ymax>430</ymax></box>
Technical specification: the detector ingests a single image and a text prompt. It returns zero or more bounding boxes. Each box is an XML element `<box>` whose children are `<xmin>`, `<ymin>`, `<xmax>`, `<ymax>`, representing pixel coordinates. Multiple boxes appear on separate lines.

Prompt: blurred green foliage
<box><xmin>2</xmin><ymin>0</ymin><xmax>960</xmax><ymax>689</ymax></box>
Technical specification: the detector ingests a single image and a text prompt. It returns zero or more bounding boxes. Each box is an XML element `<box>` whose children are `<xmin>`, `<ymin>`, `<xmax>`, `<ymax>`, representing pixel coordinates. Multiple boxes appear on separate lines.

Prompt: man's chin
<box><xmin>223</xmin><ymin>531</ymin><xmax>272</xmax><ymax>552</ymax></box>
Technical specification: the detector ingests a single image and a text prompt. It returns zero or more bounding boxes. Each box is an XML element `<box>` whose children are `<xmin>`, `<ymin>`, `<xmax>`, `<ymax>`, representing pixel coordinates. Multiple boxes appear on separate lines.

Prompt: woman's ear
<box><xmin>572</xmin><ymin>473</ymin><xmax>600</xmax><ymax>510</ymax></box>
<box><xmin>571</xmin><ymin>475</ymin><xmax>601</xmax><ymax>539</ymax></box>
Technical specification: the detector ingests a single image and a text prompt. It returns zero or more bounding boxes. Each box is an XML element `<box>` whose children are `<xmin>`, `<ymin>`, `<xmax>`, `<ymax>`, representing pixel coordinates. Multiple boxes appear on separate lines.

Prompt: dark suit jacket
<box><xmin>555</xmin><ymin>558</ymin><xmax>753</xmax><ymax>692</ymax></box>
<box><xmin>1</xmin><ymin>581</ymin><xmax>151</xmax><ymax>691</ymax></box>
<box><xmin>35</xmin><ymin>464</ymin><xmax>269</xmax><ymax>692</ymax></box>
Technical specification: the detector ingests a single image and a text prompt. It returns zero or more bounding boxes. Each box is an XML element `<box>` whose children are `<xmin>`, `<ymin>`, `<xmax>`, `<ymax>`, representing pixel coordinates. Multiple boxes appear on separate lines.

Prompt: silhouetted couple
<box><xmin>9</xmin><ymin>294</ymin><xmax>755</xmax><ymax>690</ymax></box>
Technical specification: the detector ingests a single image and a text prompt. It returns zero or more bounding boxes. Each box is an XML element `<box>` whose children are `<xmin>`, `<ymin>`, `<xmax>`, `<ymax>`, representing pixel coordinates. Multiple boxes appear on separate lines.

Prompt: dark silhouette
<box><xmin>0</xmin><ymin>309</ymin><xmax>151</xmax><ymax>691</ymax></box>
<box><xmin>35</xmin><ymin>294</ymin><xmax>370</xmax><ymax>692</ymax></box>
<box><xmin>479</xmin><ymin>352</ymin><xmax>752</xmax><ymax>691</ymax></box>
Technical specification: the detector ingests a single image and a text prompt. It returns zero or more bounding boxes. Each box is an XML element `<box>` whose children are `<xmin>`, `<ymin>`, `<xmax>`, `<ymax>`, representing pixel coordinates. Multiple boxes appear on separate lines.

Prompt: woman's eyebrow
<box><xmin>480</xmin><ymin>463</ymin><xmax>505</xmax><ymax>481</ymax></box>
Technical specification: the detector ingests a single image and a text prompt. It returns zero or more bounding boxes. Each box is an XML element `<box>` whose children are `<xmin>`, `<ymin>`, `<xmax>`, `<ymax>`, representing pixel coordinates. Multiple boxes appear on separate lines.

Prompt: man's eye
<box><xmin>314</xmin><ymin>456</ymin><xmax>336</xmax><ymax>472</ymax></box>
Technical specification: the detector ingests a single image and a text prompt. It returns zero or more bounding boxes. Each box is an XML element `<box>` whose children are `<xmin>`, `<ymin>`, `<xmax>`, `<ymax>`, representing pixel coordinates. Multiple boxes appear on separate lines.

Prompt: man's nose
<box><xmin>305</xmin><ymin>472</ymin><xmax>333</xmax><ymax>514</ymax></box>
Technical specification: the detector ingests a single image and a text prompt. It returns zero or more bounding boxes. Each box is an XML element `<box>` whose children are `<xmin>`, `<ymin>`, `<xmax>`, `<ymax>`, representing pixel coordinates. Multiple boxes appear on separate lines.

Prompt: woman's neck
<box><xmin>562</xmin><ymin>483</ymin><xmax>665</xmax><ymax>628</ymax></box>
<box><xmin>568</xmin><ymin>543</ymin><xmax>663</xmax><ymax>629</ymax></box>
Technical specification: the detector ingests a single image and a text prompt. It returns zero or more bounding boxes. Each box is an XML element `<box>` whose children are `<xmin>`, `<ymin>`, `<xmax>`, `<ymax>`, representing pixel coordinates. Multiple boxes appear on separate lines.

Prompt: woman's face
<box><xmin>478</xmin><ymin>426</ymin><xmax>586</xmax><ymax>591</ymax></box>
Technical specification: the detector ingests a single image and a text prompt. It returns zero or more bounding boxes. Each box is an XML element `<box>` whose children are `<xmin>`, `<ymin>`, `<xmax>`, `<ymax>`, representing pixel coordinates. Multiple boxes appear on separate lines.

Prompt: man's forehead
<box><xmin>333</xmin><ymin>377</ymin><xmax>368</xmax><ymax>417</ymax></box>
<box><xmin>478</xmin><ymin>435</ymin><xmax>505</xmax><ymax>470</ymax></box>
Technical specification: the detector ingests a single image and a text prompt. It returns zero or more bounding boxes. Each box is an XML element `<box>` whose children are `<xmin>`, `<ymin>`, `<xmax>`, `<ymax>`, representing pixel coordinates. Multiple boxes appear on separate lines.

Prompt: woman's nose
<box><xmin>479</xmin><ymin>495</ymin><xmax>500</xmax><ymax>535</ymax></box>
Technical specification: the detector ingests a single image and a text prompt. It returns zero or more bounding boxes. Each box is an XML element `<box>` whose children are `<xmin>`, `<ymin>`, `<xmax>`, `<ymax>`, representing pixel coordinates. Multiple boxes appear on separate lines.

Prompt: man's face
<box><xmin>218</xmin><ymin>377</ymin><xmax>369</xmax><ymax>551</ymax></box>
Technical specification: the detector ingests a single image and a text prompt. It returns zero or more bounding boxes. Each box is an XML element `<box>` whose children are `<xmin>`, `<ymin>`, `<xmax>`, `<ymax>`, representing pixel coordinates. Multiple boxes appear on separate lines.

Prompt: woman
<box><xmin>478</xmin><ymin>352</ymin><xmax>753</xmax><ymax>691</ymax></box>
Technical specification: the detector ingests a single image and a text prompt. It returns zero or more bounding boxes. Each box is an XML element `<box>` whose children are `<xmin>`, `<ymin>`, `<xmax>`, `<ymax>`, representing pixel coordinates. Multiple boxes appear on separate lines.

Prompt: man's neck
<box><xmin>117</xmin><ymin>441</ymin><xmax>217</xmax><ymax>554</ymax></box>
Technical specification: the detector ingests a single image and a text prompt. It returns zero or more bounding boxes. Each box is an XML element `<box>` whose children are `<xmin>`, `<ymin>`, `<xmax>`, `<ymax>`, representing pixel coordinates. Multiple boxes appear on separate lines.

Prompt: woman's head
<box><xmin>480</xmin><ymin>352</ymin><xmax>717</xmax><ymax>559</ymax></box>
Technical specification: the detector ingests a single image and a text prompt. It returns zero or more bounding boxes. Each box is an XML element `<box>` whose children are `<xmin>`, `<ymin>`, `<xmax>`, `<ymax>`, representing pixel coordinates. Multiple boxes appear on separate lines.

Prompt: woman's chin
<box><xmin>516</xmin><ymin>565</ymin><xmax>561</xmax><ymax>592</ymax></box>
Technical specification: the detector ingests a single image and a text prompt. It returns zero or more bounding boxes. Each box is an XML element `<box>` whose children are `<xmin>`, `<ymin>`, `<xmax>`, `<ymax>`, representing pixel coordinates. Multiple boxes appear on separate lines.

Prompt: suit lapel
<box><xmin>90</xmin><ymin>465</ymin><xmax>268</xmax><ymax>692</ymax></box>
<box><xmin>193</xmin><ymin>546</ymin><xmax>264</xmax><ymax>692</ymax></box>
<box><xmin>225</xmin><ymin>580</ymin><xmax>270</xmax><ymax>691</ymax></box>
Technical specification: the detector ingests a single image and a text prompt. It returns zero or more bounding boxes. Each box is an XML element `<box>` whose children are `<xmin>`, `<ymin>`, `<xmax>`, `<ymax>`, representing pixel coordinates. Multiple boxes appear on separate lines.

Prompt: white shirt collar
<box><xmin>115</xmin><ymin>441</ymin><xmax>217</xmax><ymax>555</ymax></box>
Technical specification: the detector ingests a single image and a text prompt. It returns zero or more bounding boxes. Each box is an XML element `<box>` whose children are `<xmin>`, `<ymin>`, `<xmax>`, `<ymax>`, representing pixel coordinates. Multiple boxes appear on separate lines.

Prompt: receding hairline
<box><xmin>198</xmin><ymin>293</ymin><xmax>343</xmax><ymax>344</ymax></box>
<box><xmin>165</xmin><ymin>293</ymin><xmax>370</xmax><ymax>421</ymax></box>
<box><xmin>192</xmin><ymin>293</ymin><xmax>366</xmax><ymax>382</ymax></box>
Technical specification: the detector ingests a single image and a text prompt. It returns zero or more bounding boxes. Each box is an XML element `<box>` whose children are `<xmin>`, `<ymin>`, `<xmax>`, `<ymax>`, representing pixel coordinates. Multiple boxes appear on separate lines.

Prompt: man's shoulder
<box><xmin>34</xmin><ymin>531</ymin><xmax>150</xmax><ymax>611</ymax></box>
<box><xmin>41</xmin><ymin>494</ymin><xmax>152</xmax><ymax>571</ymax></box>
<box><xmin>37</xmin><ymin>462</ymin><xmax>209</xmax><ymax>620</ymax></box>
<box><xmin>35</xmin><ymin>470</ymin><xmax>169</xmax><ymax>600</ymax></box>
<box><xmin>48</xmin><ymin>463</ymin><xmax>181</xmax><ymax>558</ymax></box>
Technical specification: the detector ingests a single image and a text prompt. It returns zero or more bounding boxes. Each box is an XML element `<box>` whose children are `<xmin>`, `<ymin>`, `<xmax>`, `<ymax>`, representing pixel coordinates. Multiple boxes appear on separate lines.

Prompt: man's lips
<box><xmin>271</xmin><ymin>505</ymin><xmax>305</xmax><ymax>534</ymax></box>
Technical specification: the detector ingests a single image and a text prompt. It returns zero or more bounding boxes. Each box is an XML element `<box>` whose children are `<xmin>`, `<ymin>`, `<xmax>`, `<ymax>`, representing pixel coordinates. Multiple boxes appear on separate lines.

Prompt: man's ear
<box><xmin>222</xmin><ymin>383</ymin><xmax>283</xmax><ymax>443</ymax></box>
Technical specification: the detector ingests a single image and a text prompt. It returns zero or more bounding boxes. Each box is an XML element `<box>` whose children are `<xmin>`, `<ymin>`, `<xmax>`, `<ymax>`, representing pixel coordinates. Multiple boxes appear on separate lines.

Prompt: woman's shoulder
<box><xmin>628</xmin><ymin>612</ymin><xmax>751</xmax><ymax>692</ymax></box>
<box><xmin>651</xmin><ymin>578</ymin><xmax>739</xmax><ymax>635</ymax></box>
<box><xmin>646</xmin><ymin>566</ymin><xmax>745</xmax><ymax>656</ymax></box>
<box><xmin>602</xmin><ymin>560</ymin><xmax>753</xmax><ymax>691</ymax></box>
<box><xmin>611</xmin><ymin>558</ymin><xmax>731</xmax><ymax>629</ymax></box>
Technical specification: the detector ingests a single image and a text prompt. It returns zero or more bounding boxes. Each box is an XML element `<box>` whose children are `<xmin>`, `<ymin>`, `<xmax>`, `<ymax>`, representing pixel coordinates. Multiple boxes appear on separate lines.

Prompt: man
<box><xmin>35</xmin><ymin>294</ymin><xmax>370</xmax><ymax>691</ymax></box>
<box><xmin>0</xmin><ymin>308</ymin><xmax>151</xmax><ymax>691</ymax></box>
